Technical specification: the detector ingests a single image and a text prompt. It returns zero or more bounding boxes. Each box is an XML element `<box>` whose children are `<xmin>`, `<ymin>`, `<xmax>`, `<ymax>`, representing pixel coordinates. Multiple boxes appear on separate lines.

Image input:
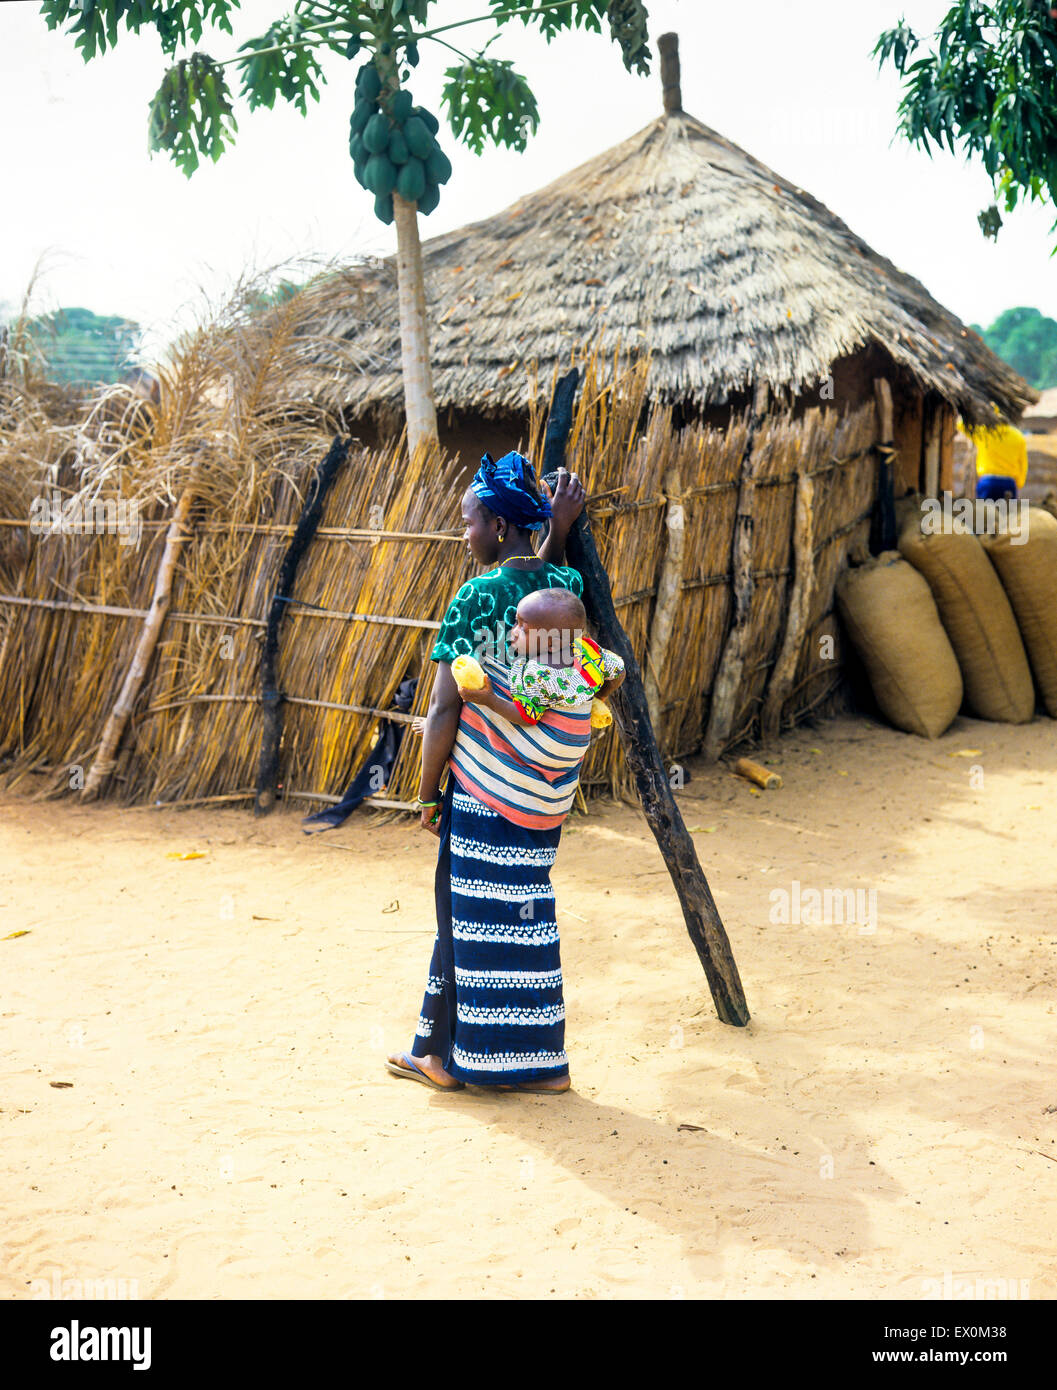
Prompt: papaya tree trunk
<box><xmin>392</xmin><ymin>189</ymin><xmax>438</xmax><ymax>458</ymax></box>
<box><xmin>370</xmin><ymin>50</ymin><xmax>439</xmax><ymax>460</ymax></box>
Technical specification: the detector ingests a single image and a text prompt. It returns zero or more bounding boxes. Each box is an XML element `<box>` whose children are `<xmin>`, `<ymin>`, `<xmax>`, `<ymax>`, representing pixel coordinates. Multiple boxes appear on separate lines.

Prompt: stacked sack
<box><xmin>836</xmin><ymin>552</ymin><xmax>963</xmax><ymax>739</ymax></box>
<box><xmin>896</xmin><ymin>503</ymin><xmax>1035</xmax><ymax>724</ymax></box>
<box><xmin>981</xmin><ymin>508</ymin><xmax>1057</xmax><ymax>718</ymax></box>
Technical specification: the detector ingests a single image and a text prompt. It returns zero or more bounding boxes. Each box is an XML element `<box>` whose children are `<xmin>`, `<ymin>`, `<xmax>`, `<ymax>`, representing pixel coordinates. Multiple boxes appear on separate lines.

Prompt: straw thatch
<box><xmin>280</xmin><ymin>110</ymin><xmax>1034</xmax><ymax>429</ymax></box>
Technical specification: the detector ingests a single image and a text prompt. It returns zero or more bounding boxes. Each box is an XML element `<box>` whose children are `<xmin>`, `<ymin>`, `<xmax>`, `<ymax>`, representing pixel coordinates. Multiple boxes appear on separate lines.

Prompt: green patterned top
<box><xmin>431</xmin><ymin>562</ymin><xmax>584</xmax><ymax>666</ymax></box>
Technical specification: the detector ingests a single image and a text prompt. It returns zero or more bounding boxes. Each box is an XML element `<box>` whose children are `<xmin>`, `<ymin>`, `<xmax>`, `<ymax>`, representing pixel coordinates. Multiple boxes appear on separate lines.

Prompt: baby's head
<box><xmin>508</xmin><ymin>589</ymin><xmax>586</xmax><ymax>665</ymax></box>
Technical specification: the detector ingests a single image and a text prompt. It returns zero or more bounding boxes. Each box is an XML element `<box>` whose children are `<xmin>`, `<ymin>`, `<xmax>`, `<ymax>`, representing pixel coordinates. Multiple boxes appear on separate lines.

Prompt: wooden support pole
<box><xmin>923</xmin><ymin>398</ymin><xmax>941</xmax><ymax>498</ymax></box>
<box><xmin>542</xmin><ymin>373</ymin><xmax>749</xmax><ymax>1027</ymax></box>
<box><xmin>254</xmin><ymin>434</ymin><xmax>350</xmax><ymax>816</ymax></box>
<box><xmin>703</xmin><ymin>381</ymin><xmax>769</xmax><ymax>761</ymax></box>
<box><xmin>938</xmin><ymin>404</ymin><xmax>955</xmax><ymax>495</ymax></box>
<box><xmin>81</xmin><ymin>478</ymin><xmax>197</xmax><ymax>800</ymax></box>
<box><xmin>760</xmin><ymin>409</ymin><xmax>818</xmax><ymax>742</ymax></box>
<box><xmin>644</xmin><ymin>464</ymin><xmax>686</xmax><ymax>735</ymax></box>
<box><xmin>870</xmin><ymin>378</ymin><xmax>897</xmax><ymax>555</ymax></box>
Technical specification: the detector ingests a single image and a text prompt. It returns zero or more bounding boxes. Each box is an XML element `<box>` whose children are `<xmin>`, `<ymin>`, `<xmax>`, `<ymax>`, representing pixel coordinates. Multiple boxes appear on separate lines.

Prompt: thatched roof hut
<box><xmin>288</xmin><ymin>34</ymin><xmax>1034</xmax><ymax>477</ymax></box>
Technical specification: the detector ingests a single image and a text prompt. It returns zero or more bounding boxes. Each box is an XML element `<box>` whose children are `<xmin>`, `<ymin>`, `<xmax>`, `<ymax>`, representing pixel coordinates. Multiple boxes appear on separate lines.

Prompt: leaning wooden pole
<box><xmin>81</xmin><ymin>478</ymin><xmax>198</xmax><ymax>800</ymax></box>
<box><xmin>542</xmin><ymin>374</ymin><xmax>749</xmax><ymax>1026</ymax></box>
<box><xmin>254</xmin><ymin>434</ymin><xmax>350</xmax><ymax>816</ymax></box>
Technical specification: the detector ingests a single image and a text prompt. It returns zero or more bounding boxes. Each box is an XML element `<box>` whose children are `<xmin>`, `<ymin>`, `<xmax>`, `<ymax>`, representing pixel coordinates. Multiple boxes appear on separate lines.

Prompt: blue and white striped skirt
<box><xmin>410</xmin><ymin>783</ymin><xmax>569</xmax><ymax>1084</ymax></box>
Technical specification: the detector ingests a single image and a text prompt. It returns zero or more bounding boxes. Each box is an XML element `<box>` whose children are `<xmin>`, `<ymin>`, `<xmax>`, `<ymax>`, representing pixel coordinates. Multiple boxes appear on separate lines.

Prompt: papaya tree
<box><xmin>39</xmin><ymin>1</ymin><xmax>652</xmax><ymax>454</ymax></box>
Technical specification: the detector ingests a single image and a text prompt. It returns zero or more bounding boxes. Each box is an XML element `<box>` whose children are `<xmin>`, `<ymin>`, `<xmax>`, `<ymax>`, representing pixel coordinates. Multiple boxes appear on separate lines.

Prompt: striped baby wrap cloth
<box><xmin>447</xmin><ymin>655</ymin><xmax>593</xmax><ymax>829</ymax></box>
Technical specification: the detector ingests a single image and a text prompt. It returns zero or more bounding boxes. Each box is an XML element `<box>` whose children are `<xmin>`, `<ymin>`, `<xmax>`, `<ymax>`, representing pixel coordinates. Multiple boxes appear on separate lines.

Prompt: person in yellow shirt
<box><xmin>957</xmin><ymin>409</ymin><xmax>1028</xmax><ymax>500</ymax></box>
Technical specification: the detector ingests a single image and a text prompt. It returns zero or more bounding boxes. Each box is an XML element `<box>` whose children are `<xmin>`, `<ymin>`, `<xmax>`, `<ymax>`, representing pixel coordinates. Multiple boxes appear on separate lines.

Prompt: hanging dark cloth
<box><xmin>301</xmin><ymin>676</ymin><xmax>417</xmax><ymax>833</ymax></box>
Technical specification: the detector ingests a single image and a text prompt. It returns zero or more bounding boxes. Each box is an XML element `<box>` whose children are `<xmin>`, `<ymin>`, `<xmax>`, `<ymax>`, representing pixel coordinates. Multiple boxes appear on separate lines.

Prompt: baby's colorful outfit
<box><xmin>509</xmin><ymin>635</ymin><xmax>624</xmax><ymax>724</ymax></box>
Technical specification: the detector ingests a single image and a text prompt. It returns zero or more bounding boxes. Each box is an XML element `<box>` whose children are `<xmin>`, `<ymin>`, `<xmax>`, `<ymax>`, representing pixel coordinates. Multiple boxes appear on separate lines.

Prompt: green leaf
<box><xmin>237</xmin><ymin>17</ymin><xmax>326</xmax><ymax>115</ymax></box>
<box><xmin>442</xmin><ymin>57</ymin><xmax>539</xmax><ymax>156</ymax></box>
<box><xmin>41</xmin><ymin>2</ymin><xmax>238</xmax><ymax>60</ymax></box>
<box><xmin>147</xmin><ymin>51</ymin><xmax>238</xmax><ymax>177</ymax></box>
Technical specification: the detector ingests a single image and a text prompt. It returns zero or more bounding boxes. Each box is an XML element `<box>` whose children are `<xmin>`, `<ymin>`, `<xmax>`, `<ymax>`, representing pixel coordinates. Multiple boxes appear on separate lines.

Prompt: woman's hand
<box><xmin>541</xmin><ymin>467</ymin><xmax>586</xmax><ymax>531</ymax></box>
<box><xmin>419</xmin><ymin>800</ymin><xmax>443</xmax><ymax>836</ymax></box>
<box><xmin>538</xmin><ymin>467</ymin><xmax>586</xmax><ymax>566</ymax></box>
<box><xmin>456</xmin><ymin>674</ymin><xmax>493</xmax><ymax>705</ymax></box>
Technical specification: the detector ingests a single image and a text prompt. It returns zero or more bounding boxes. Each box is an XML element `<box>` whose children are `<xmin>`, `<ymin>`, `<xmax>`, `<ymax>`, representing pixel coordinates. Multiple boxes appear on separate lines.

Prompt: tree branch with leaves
<box><xmin>875</xmin><ymin>0</ymin><xmax>1057</xmax><ymax>249</ymax></box>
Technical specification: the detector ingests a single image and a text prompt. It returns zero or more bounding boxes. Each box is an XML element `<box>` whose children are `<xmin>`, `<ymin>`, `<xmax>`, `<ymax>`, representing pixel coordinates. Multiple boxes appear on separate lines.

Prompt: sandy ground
<box><xmin>2</xmin><ymin>712</ymin><xmax>1055</xmax><ymax>1301</ymax></box>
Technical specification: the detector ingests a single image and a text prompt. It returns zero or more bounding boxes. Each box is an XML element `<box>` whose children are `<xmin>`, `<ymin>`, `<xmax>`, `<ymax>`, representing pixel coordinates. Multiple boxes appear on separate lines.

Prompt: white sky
<box><xmin>3</xmin><ymin>0</ymin><xmax>1056</xmax><ymax>361</ymax></box>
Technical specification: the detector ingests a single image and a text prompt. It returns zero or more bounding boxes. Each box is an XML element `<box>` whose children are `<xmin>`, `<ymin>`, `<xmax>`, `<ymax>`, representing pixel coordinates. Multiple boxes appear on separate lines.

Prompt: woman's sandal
<box><xmin>384</xmin><ymin>1052</ymin><xmax>464</xmax><ymax>1091</ymax></box>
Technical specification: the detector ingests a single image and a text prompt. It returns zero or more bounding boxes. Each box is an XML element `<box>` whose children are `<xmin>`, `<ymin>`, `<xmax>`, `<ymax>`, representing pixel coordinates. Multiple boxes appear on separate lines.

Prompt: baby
<box><xmin>455</xmin><ymin>588</ymin><xmax>625</xmax><ymax>726</ymax></box>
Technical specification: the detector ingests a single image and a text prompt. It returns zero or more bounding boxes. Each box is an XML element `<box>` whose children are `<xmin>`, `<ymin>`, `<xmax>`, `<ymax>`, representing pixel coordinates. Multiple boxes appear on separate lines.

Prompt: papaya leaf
<box><xmin>442</xmin><ymin>57</ymin><xmax>540</xmax><ymax>155</ymax></box>
<box><xmin>147</xmin><ymin>52</ymin><xmax>238</xmax><ymax>176</ymax></box>
<box><xmin>237</xmin><ymin>18</ymin><xmax>326</xmax><ymax>115</ymax></box>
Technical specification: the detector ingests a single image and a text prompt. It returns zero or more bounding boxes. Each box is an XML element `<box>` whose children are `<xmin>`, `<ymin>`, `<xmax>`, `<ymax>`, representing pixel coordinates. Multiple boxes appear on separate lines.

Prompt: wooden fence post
<box><xmin>870</xmin><ymin>378</ymin><xmax>897</xmax><ymax>555</ymax></box>
<box><xmin>81</xmin><ymin>477</ymin><xmax>198</xmax><ymax>800</ymax></box>
<box><xmin>703</xmin><ymin>381</ymin><xmax>769</xmax><ymax>760</ymax></box>
<box><xmin>643</xmin><ymin>464</ymin><xmax>686</xmax><ymax>735</ymax></box>
<box><xmin>760</xmin><ymin>409</ymin><xmax>819</xmax><ymax>742</ymax></box>
<box><xmin>254</xmin><ymin>434</ymin><xmax>350</xmax><ymax>816</ymax></box>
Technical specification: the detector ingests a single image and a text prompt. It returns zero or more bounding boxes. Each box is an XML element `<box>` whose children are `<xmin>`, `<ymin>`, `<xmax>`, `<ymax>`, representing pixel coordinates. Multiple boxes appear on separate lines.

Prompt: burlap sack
<box><xmin>982</xmin><ymin>507</ymin><xmax>1057</xmax><ymax>717</ymax></box>
<box><xmin>836</xmin><ymin>552</ymin><xmax>963</xmax><ymax>738</ymax></box>
<box><xmin>897</xmin><ymin>508</ymin><xmax>1035</xmax><ymax>723</ymax></box>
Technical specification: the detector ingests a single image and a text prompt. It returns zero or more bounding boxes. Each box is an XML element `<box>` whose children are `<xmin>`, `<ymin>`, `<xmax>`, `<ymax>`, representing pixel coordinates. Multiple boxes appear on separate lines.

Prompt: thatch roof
<box><xmin>288</xmin><ymin>99</ymin><xmax>1036</xmax><ymax>427</ymax></box>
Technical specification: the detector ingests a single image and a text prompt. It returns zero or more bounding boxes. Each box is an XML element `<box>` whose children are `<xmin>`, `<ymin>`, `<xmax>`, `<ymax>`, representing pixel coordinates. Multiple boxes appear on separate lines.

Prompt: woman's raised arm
<box><xmin>538</xmin><ymin>468</ymin><xmax>586</xmax><ymax>566</ymax></box>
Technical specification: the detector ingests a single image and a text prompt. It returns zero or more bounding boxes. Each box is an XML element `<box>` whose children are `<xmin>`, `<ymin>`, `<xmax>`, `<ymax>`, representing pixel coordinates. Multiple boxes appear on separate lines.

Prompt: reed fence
<box><xmin>0</xmin><ymin>294</ymin><xmax>881</xmax><ymax>812</ymax></box>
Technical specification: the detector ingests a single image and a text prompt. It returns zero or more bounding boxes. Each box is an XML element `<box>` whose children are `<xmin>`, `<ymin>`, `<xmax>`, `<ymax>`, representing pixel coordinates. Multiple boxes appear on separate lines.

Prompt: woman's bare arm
<box><xmin>419</xmin><ymin>663</ymin><xmax>461</xmax><ymax>831</ymax></box>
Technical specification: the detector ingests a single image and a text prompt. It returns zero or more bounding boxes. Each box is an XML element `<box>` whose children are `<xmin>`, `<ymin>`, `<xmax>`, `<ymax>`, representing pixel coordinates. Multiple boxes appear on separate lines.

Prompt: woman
<box><xmin>386</xmin><ymin>451</ymin><xmax>587</xmax><ymax>1094</ymax></box>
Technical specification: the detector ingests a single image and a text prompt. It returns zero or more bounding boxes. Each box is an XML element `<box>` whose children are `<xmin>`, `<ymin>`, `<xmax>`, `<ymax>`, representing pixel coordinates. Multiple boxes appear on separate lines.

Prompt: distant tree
<box><xmin>875</xmin><ymin>1</ymin><xmax>1057</xmax><ymax>247</ymax></box>
<box><xmin>974</xmin><ymin>305</ymin><xmax>1057</xmax><ymax>388</ymax></box>
<box><xmin>18</xmin><ymin>306</ymin><xmax>141</xmax><ymax>386</ymax></box>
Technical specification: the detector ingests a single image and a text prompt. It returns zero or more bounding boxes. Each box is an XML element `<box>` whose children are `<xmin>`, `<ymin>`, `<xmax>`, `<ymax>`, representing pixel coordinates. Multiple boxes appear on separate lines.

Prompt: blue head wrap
<box><xmin>470</xmin><ymin>451</ymin><xmax>552</xmax><ymax>532</ymax></box>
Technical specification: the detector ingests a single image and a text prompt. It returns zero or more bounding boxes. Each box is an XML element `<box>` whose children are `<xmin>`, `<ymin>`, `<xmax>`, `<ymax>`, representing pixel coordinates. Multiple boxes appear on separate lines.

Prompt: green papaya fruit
<box><xmin>353</xmin><ymin>157</ymin><xmax>368</xmax><ymax>189</ymax></box>
<box><xmin>413</xmin><ymin>105</ymin><xmax>440</xmax><ymax>136</ymax></box>
<box><xmin>357</xmin><ymin>63</ymin><xmax>381</xmax><ymax>103</ymax></box>
<box><xmin>403</xmin><ymin>116</ymin><xmax>431</xmax><ymax>160</ymax></box>
<box><xmin>345</xmin><ymin>35</ymin><xmax>361</xmax><ymax>60</ymax></box>
<box><xmin>396</xmin><ymin>157</ymin><xmax>426</xmax><ymax>203</ymax></box>
<box><xmin>405</xmin><ymin>42</ymin><xmax>419</xmax><ymax>68</ymax></box>
<box><xmin>391</xmin><ymin>90</ymin><xmax>413</xmax><ymax>123</ymax></box>
<box><xmin>350</xmin><ymin>100</ymin><xmax>372</xmax><ymax>136</ymax></box>
<box><xmin>425</xmin><ymin>146</ymin><xmax>452</xmax><ymax>186</ymax></box>
<box><xmin>417</xmin><ymin>182</ymin><xmax>440</xmax><ymax>216</ymax></box>
<box><xmin>388</xmin><ymin>128</ymin><xmax>410</xmax><ymax>165</ymax></box>
<box><xmin>374</xmin><ymin>192</ymin><xmax>394</xmax><ymax>226</ymax></box>
<box><xmin>364</xmin><ymin>112</ymin><xmax>390</xmax><ymax>154</ymax></box>
<box><xmin>350</xmin><ymin>134</ymin><xmax>367</xmax><ymax>164</ymax></box>
<box><xmin>364</xmin><ymin>154</ymin><xmax>397</xmax><ymax>197</ymax></box>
